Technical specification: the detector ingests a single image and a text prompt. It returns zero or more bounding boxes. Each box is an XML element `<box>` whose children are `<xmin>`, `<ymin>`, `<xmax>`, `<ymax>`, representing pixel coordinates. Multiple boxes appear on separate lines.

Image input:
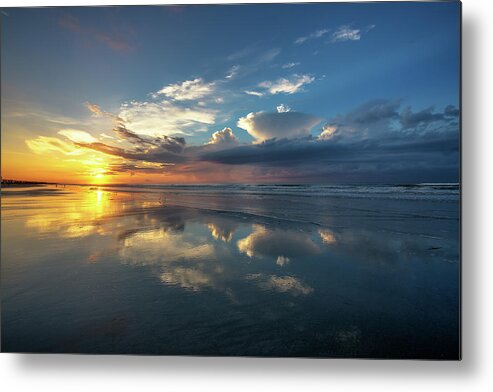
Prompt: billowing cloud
<box><xmin>206</xmin><ymin>127</ymin><xmax>238</xmax><ymax>146</ymax></box>
<box><xmin>276</xmin><ymin>104</ymin><xmax>291</xmax><ymax>113</ymax></box>
<box><xmin>118</xmin><ymin>100</ymin><xmax>216</xmax><ymax>138</ymax></box>
<box><xmin>156</xmin><ymin>78</ymin><xmax>215</xmax><ymax>101</ymax></box>
<box><xmin>258</xmin><ymin>74</ymin><xmax>315</xmax><ymax>95</ymax></box>
<box><xmin>237</xmin><ymin>110</ymin><xmax>322</xmax><ymax>142</ymax></box>
<box><xmin>294</xmin><ymin>28</ymin><xmax>330</xmax><ymax>44</ymax></box>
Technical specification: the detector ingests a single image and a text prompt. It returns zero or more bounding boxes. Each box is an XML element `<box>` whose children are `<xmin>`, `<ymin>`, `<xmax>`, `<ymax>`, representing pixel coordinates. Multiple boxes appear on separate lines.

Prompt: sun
<box><xmin>90</xmin><ymin>168</ymin><xmax>108</xmax><ymax>184</ymax></box>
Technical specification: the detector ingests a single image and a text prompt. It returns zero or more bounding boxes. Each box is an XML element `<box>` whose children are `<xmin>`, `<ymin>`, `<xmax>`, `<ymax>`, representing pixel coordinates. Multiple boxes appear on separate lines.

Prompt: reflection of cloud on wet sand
<box><xmin>276</xmin><ymin>256</ymin><xmax>290</xmax><ymax>267</ymax></box>
<box><xmin>120</xmin><ymin>228</ymin><xmax>214</xmax><ymax>266</ymax></box>
<box><xmin>160</xmin><ymin>267</ymin><xmax>217</xmax><ymax>291</ymax></box>
<box><xmin>246</xmin><ymin>274</ymin><xmax>313</xmax><ymax>296</ymax></box>
<box><xmin>207</xmin><ymin>222</ymin><xmax>236</xmax><ymax>242</ymax></box>
<box><xmin>319</xmin><ymin>229</ymin><xmax>337</xmax><ymax>245</ymax></box>
<box><xmin>237</xmin><ymin>224</ymin><xmax>320</xmax><ymax>262</ymax></box>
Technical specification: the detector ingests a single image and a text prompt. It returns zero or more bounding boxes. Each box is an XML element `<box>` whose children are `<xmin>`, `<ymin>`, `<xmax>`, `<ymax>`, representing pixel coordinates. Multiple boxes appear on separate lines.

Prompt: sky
<box><xmin>1</xmin><ymin>2</ymin><xmax>460</xmax><ymax>184</ymax></box>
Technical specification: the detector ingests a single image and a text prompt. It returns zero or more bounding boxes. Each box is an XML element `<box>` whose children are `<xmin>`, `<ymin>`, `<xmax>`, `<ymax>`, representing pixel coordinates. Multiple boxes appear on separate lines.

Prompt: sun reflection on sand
<box><xmin>23</xmin><ymin>187</ymin><xmax>139</xmax><ymax>238</ymax></box>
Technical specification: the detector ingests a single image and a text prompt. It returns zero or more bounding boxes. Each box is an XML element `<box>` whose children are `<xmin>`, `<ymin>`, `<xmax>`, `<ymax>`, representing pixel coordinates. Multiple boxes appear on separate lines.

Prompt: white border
<box><xmin>2</xmin><ymin>0</ymin><xmax>493</xmax><ymax>390</ymax></box>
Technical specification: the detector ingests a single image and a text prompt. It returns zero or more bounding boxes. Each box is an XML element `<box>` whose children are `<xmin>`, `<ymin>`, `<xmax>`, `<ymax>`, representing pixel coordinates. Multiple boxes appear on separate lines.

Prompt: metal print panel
<box><xmin>0</xmin><ymin>2</ymin><xmax>461</xmax><ymax>359</ymax></box>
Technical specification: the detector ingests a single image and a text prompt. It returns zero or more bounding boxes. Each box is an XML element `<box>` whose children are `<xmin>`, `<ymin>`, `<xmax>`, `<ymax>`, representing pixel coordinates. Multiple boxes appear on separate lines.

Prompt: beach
<box><xmin>1</xmin><ymin>184</ymin><xmax>460</xmax><ymax>358</ymax></box>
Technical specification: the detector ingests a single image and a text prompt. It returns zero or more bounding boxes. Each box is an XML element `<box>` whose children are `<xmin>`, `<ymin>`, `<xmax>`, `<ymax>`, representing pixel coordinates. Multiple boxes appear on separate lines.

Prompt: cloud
<box><xmin>276</xmin><ymin>104</ymin><xmax>291</xmax><ymax>113</ymax></box>
<box><xmin>75</xmin><ymin>140</ymin><xmax>187</xmax><ymax>164</ymax></box>
<box><xmin>323</xmin><ymin>99</ymin><xmax>401</xmax><ymax>139</ymax></box>
<box><xmin>26</xmin><ymin>136</ymin><xmax>82</xmax><ymax>156</ymax></box>
<box><xmin>294</xmin><ymin>28</ymin><xmax>330</xmax><ymax>44</ymax></box>
<box><xmin>57</xmin><ymin>129</ymin><xmax>98</xmax><ymax>144</ymax></box>
<box><xmin>282</xmin><ymin>62</ymin><xmax>300</xmax><ymax>69</ymax></box>
<box><xmin>85</xmin><ymin>102</ymin><xmax>116</xmax><ymax>118</ymax></box>
<box><xmin>225</xmin><ymin>65</ymin><xmax>240</xmax><ymax>79</ymax></box>
<box><xmin>399</xmin><ymin>105</ymin><xmax>458</xmax><ymax>130</ymax></box>
<box><xmin>318</xmin><ymin>124</ymin><xmax>339</xmax><ymax>140</ymax></box>
<box><xmin>331</xmin><ymin>26</ymin><xmax>361</xmax><ymax>42</ymax></box>
<box><xmin>200</xmin><ymin>131</ymin><xmax>459</xmax><ymax>183</ymax></box>
<box><xmin>156</xmin><ymin>78</ymin><xmax>215</xmax><ymax>101</ymax></box>
<box><xmin>206</xmin><ymin>127</ymin><xmax>238</xmax><ymax>146</ymax></box>
<box><xmin>237</xmin><ymin>110</ymin><xmax>321</xmax><ymax>142</ymax></box>
<box><xmin>199</xmin><ymin>99</ymin><xmax>459</xmax><ymax>182</ymax></box>
<box><xmin>258</xmin><ymin>74</ymin><xmax>315</xmax><ymax>95</ymax></box>
<box><xmin>331</xmin><ymin>24</ymin><xmax>375</xmax><ymax>43</ymax></box>
<box><xmin>245</xmin><ymin>90</ymin><xmax>264</xmax><ymax>97</ymax></box>
<box><xmin>118</xmin><ymin>100</ymin><xmax>216</xmax><ymax>138</ymax></box>
<box><xmin>58</xmin><ymin>13</ymin><xmax>134</xmax><ymax>53</ymax></box>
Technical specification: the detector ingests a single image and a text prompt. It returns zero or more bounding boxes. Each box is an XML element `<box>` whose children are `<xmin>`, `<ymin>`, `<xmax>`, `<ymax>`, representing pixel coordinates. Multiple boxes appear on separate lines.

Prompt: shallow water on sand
<box><xmin>1</xmin><ymin>185</ymin><xmax>460</xmax><ymax>358</ymax></box>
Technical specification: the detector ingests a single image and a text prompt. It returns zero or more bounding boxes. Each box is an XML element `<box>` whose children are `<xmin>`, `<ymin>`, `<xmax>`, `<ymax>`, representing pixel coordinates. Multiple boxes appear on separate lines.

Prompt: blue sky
<box><xmin>1</xmin><ymin>2</ymin><xmax>460</xmax><ymax>183</ymax></box>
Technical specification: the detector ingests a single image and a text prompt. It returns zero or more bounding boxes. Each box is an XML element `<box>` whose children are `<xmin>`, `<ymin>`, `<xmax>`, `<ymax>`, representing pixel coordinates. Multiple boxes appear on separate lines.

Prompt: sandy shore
<box><xmin>1</xmin><ymin>185</ymin><xmax>460</xmax><ymax>358</ymax></box>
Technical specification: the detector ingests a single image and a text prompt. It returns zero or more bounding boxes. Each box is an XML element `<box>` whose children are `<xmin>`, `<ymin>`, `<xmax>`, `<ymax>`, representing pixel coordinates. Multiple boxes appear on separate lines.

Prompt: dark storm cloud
<box><xmin>200</xmin><ymin>131</ymin><xmax>459</xmax><ymax>167</ymax></box>
<box><xmin>106</xmin><ymin>163</ymin><xmax>173</xmax><ymax>175</ymax></box>
<box><xmin>113</xmin><ymin>124</ymin><xmax>186</xmax><ymax>153</ymax></box>
<box><xmin>75</xmin><ymin>141</ymin><xmax>188</xmax><ymax>164</ymax></box>
<box><xmin>399</xmin><ymin>105</ymin><xmax>459</xmax><ymax>130</ymax></box>
<box><xmin>343</xmin><ymin>99</ymin><xmax>400</xmax><ymax>124</ymax></box>
<box><xmin>199</xmin><ymin>98</ymin><xmax>459</xmax><ymax>182</ymax></box>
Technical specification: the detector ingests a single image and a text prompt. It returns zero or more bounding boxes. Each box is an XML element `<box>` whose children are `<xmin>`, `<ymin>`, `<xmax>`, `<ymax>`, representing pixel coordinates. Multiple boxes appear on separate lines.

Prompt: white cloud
<box><xmin>294</xmin><ymin>28</ymin><xmax>330</xmax><ymax>44</ymax></box>
<box><xmin>258</xmin><ymin>74</ymin><xmax>315</xmax><ymax>95</ymax></box>
<box><xmin>238</xmin><ymin>110</ymin><xmax>322</xmax><ymax>142</ymax></box>
<box><xmin>225</xmin><ymin>65</ymin><xmax>240</xmax><ymax>79</ymax></box>
<box><xmin>157</xmin><ymin>78</ymin><xmax>215</xmax><ymax>101</ymax></box>
<box><xmin>25</xmin><ymin>136</ymin><xmax>82</xmax><ymax>156</ymax></box>
<box><xmin>276</xmin><ymin>104</ymin><xmax>291</xmax><ymax>113</ymax></box>
<box><xmin>318</xmin><ymin>124</ymin><xmax>339</xmax><ymax>140</ymax></box>
<box><xmin>282</xmin><ymin>62</ymin><xmax>300</xmax><ymax>69</ymax></box>
<box><xmin>58</xmin><ymin>129</ymin><xmax>98</xmax><ymax>144</ymax></box>
<box><xmin>100</xmin><ymin>132</ymin><xmax>115</xmax><ymax>139</ymax></box>
<box><xmin>206</xmin><ymin>127</ymin><xmax>238</xmax><ymax>146</ymax></box>
<box><xmin>331</xmin><ymin>24</ymin><xmax>374</xmax><ymax>43</ymax></box>
<box><xmin>119</xmin><ymin>100</ymin><xmax>216</xmax><ymax>138</ymax></box>
<box><xmin>245</xmin><ymin>90</ymin><xmax>264</xmax><ymax>97</ymax></box>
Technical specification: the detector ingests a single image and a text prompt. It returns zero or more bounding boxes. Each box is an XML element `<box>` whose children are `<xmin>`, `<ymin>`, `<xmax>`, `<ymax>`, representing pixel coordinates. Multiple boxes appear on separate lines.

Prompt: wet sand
<box><xmin>1</xmin><ymin>185</ymin><xmax>460</xmax><ymax>358</ymax></box>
